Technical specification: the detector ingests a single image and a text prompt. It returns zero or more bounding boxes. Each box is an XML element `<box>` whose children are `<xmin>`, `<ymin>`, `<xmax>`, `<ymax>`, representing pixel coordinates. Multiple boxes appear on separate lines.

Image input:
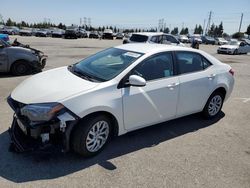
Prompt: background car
<box><xmin>89</xmin><ymin>31</ymin><xmax>99</xmax><ymax>39</ymax></box>
<box><xmin>201</xmin><ymin>36</ymin><xmax>216</xmax><ymax>45</ymax></box>
<box><xmin>116</xmin><ymin>32</ymin><xmax>124</xmax><ymax>39</ymax></box>
<box><xmin>178</xmin><ymin>35</ymin><xmax>189</xmax><ymax>43</ymax></box>
<box><xmin>102</xmin><ymin>29</ymin><xmax>114</xmax><ymax>39</ymax></box>
<box><xmin>123</xmin><ymin>32</ymin><xmax>185</xmax><ymax>46</ymax></box>
<box><xmin>189</xmin><ymin>35</ymin><xmax>202</xmax><ymax>44</ymax></box>
<box><xmin>215</xmin><ymin>37</ymin><xmax>228</xmax><ymax>45</ymax></box>
<box><xmin>51</xmin><ymin>29</ymin><xmax>65</xmax><ymax>38</ymax></box>
<box><xmin>19</xmin><ymin>27</ymin><xmax>32</xmax><ymax>36</ymax></box>
<box><xmin>0</xmin><ymin>26</ymin><xmax>20</xmax><ymax>35</ymax></box>
<box><xmin>0</xmin><ymin>39</ymin><xmax>46</xmax><ymax>75</ymax></box>
<box><xmin>35</xmin><ymin>29</ymin><xmax>49</xmax><ymax>37</ymax></box>
<box><xmin>7</xmin><ymin>44</ymin><xmax>234</xmax><ymax>157</ymax></box>
<box><xmin>217</xmin><ymin>40</ymin><xmax>250</xmax><ymax>55</ymax></box>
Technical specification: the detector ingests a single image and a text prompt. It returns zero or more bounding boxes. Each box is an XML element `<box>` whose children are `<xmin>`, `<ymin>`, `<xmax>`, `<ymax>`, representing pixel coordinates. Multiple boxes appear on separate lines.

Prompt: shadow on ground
<box><xmin>0</xmin><ymin>112</ymin><xmax>224</xmax><ymax>183</ymax></box>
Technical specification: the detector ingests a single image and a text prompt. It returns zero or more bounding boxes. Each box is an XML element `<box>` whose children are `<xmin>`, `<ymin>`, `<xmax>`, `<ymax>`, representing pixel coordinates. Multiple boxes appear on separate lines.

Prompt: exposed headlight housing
<box><xmin>20</xmin><ymin>103</ymin><xmax>64</xmax><ymax>122</ymax></box>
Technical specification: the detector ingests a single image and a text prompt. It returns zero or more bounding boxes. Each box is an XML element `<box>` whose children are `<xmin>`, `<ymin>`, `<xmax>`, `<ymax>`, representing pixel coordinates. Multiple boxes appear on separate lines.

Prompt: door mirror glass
<box><xmin>128</xmin><ymin>75</ymin><xmax>146</xmax><ymax>87</ymax></box>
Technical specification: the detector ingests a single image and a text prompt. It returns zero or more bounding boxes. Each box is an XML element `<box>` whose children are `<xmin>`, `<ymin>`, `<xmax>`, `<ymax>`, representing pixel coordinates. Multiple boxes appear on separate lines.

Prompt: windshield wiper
<box><xmin>68</xmin><ymin>65</ymin><xmax>104</xmax><ymax>82</ymax></box>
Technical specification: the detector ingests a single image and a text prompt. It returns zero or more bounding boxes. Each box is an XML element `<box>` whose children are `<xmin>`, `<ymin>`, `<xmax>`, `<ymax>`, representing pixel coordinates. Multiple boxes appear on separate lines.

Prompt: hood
<box><xmin>219</xmin><ymin>44</ymin><xmax>238</xmax><ymax>49</ymax></box>
<box><xmin>11</xmin><ymin>66</ymin><xmax>99</xmax><ymax>104</ymax></box>
<box><xmin>7</xmin><ymin>46</ymin><xmax>33</xmax><ymax>53</ymax></box>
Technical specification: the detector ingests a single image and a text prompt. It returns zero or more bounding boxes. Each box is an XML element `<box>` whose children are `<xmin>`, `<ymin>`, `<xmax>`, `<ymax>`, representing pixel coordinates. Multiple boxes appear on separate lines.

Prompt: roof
<box><xmin>115</xmin><ymin>43</ymin><xmax>193</xmax><ymax>54</ymax></box>
<box><xmin>132</xmin><ymin>32</ymin><xmax>164</xmax><ymax>36</ymax></box>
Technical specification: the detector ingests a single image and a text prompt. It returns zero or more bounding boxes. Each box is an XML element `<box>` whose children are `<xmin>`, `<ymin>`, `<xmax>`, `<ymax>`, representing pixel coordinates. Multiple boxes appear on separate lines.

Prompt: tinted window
<box><xmin>132</xmin><ymin>53</ymin><xmax>174</xmax><ymax>81</ymax></box>
<box><xmin>176</xmin><ymin>52</ymin><xmax>211</xmax><ymax>74</ymax></box>
<box><xmin>163</xmin><ymin>35</ymin><xmax>178</xmax><ymax>43</ymax></box>
<box><xmin>130</xmin><ymin>34</ymin><xmax>148</xmax><ymax>42</ymax></box>
<box><xmin>150</xmin><ymin>36</ymin><xmax>158</xmax><ymax>43</ymax></box>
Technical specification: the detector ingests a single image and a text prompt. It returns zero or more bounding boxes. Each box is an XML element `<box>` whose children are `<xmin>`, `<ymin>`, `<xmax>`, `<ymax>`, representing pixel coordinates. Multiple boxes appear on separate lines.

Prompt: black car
<box><xmin>35</xmin><ymin>29</ymin><xmax>48</xmax><ymax>37</ymax></box>
<box><xmin>102</xmin><ymin>29</ymin><xmax>114</xmax><ymax>39</ymax></box>
<box><xmin>201</xmin><ymin>36</ymin><xmax>216</xmax><ymax>45</ymax></box>
<box><xmin>89</xmin><ymin>31</ymin><xmax>99</xmax><ymax>39</ymax></box>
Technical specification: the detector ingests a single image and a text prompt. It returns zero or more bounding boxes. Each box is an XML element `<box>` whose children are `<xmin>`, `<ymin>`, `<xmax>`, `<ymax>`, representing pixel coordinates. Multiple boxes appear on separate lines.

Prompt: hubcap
<box><xmin>86</xmin><ymin>120</ymin><xmax>109</xmax><ymax>152</ymax></box>
<box><xmin>17</xmin><ymin>64</ymin><xmax>27</xmax><ymax>74</ymax></box>
<box><xmin>208</xmin><ymin>95</ymin><xmax>222</xmax><ymax>116</ymax></box>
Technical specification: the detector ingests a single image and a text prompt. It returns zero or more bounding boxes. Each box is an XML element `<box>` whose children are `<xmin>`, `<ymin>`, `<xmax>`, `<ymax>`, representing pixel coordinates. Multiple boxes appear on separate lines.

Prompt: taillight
<box><xmin>229</xmin><ymin>69</ymin><xmax>234</xmax><ymax>76</ymax></box>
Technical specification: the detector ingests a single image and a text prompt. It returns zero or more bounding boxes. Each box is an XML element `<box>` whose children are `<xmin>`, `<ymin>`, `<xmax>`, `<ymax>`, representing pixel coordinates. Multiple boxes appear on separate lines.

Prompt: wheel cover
<box><xmin>16</xmin><ymin>64</ymin><xmax>27</xmax><ymax>74</ymax></box>
<box><xmin>208</xmin><ymin>95</ymin><xmax>222</xmax><ymax>116</ymax></box>
<box><xmin>86</xmin><ymin>120</ymin><xmax>109</xmax><ymax>152</ymax></box>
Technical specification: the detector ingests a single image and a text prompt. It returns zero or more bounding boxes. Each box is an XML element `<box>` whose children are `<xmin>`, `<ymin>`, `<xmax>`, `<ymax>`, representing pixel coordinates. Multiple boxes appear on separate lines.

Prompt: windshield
<box><xmin>130</xmin><ymin>34</ymin><xmax>148</xmax><ymax>42</ymax></box>
<box><xmin>229</xmin><ymin>41</ymin><xmax>239</xmax><ymax>45</ymax></box>
<box><xmin>0</xmin><ymin>39</ymin><xmax>10</xmax><ymax>47</ymax></box>
<box><xmin>71</xmin><ymin>48</ymin><xmax>143</xmax><ymax>81</ymax></box>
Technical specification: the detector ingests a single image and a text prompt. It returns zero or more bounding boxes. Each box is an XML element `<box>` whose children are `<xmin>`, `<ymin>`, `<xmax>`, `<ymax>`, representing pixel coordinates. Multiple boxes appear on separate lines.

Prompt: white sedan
<box><xmin>8</xmin><ymin>44</ymin><xmax>234</xmax><ymax>157</ymax></box>
<box><xmin>217</xmin><ymin>40</ymin><xmax>250</xmax><ymax>54</ymax></box>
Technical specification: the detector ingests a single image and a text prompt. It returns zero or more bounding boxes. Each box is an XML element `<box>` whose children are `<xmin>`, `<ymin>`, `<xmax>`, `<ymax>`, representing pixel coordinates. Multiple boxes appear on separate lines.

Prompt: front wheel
<box><xmin>71</xmin><ymin>115</ymin><xmax>111</xmax><ymax>157</ymax></box>
<box><xmin>202</xmin><ymin>92</ymin><xmax>224</xmax><ymax>119</ymax></box>
<box><xmin>11</xmin><ymin>61</ymin><xmax>31</xmax><ymax>76</ymax></box>
<box><xmin>233</xmin><ymin>49</ymin><xmax>238</xmax><ymax>55</ymax></box>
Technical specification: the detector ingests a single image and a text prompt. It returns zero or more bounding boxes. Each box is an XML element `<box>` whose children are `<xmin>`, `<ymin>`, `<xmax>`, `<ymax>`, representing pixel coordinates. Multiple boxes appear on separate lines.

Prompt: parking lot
<box><xmin>0</xmin><ymin>36</ymin><xmax>249</xmax><ymax>187</ymax></box>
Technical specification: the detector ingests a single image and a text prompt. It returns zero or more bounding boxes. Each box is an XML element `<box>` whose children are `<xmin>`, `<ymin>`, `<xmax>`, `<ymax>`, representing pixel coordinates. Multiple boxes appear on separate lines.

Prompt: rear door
<box><xmin>175</xmin><ymin>51</ymin><xmax>215</xmax><ymax>116</ymax></box>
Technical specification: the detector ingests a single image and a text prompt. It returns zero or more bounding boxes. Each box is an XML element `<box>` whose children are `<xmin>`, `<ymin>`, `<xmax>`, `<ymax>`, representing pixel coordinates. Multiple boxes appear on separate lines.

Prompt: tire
<box><xmin>202</xmin><ymin>91</ymin><xmax>224</xmax><ymax>119</ymax></box>
<box><xmin>11</xmin><ymin>60</ymin><xmax>31</xmax><ymax>76</ymax></box>
<box><xmin>233</xmin><ymin>49</ymin><xmax>238</xmax><ymax>55</ymax></box>
<box><xmin>71</xmin><ymin>115</ymin><xmax>111</xmax><ymax>157</ymax></box>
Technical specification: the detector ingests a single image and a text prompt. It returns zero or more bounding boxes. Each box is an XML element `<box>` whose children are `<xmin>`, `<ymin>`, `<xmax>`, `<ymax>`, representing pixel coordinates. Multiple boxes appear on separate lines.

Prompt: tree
<box><xmin>232</xmin><ymin>32</ymin><xmax>244</xmax><ymax>39</ymax></box>
<box><xmin>163</xmin><ymin>27</ymin><xmax>169</xmax><ymax>34</ymax></box>
<box><xmin>194</xmin><ymin>24</ymin><xmax>203</xmax><ymax>34</ymax></box>
<box><xmin>246</xmin><ymin>24</ymin><xmax>250</xmax><ymax>35</ymax></box>
<box><xmin>218</xmin><ymin>22</ymin><xmax>223</xmax><ymax>37</ymax></box>
<box><xmin>180</xmin><ymin>27</ymin><xmax>189</xmax><ymax>35</ymax></box>
<box><xmin>6</xmin><ymin>18</ymin><xmax>14</xmax><ymax>26</ymax></box>
<box><xmin>171</xmin><ymin>27</ymin><xmax>178</xmax><ymax>35</ymax></box>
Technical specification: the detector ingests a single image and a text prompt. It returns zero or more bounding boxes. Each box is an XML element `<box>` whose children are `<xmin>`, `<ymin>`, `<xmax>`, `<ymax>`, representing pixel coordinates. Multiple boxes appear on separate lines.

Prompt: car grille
<box><xmin>220</xmin><ymin>48</ymin><xmax>227</xmax><ymax>50</ymax></box>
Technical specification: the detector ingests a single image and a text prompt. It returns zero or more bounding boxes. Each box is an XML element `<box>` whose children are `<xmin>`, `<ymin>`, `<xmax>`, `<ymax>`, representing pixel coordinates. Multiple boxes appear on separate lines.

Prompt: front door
<box><xmin>122</xmin><ymin>52</ymin><xmax>179</xmax><ymax>131</ymax></box>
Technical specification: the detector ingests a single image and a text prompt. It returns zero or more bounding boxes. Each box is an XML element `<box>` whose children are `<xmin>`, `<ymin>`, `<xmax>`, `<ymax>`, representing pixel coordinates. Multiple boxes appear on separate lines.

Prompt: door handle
<box><xmin>208</xmin><ymin>74</ymin><xmax>216</xmax><ymax>80</ymax></box>
<box><xmin>167</xmin><ymin>82</ymin><xmax>179</xmax><ymax>88</ymax></box>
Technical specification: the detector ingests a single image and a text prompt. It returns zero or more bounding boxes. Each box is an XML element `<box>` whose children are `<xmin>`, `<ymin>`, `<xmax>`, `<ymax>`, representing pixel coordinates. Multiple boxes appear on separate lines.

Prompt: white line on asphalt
<box><xmin>234</xmin><ymin>98</ymin><xmax>250</xmax><ymax>103</ymax></box>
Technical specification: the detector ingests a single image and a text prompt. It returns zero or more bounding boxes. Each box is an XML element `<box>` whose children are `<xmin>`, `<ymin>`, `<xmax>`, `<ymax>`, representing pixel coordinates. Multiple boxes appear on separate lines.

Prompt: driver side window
<box><xmin>131</xmin><ymin>52</ymin><xmax>174</xmax><ymax>81</ymax></box>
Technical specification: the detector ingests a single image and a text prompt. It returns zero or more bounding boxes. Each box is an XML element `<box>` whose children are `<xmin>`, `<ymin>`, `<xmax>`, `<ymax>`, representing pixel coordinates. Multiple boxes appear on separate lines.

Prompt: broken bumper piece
<box><xmin>8</xmin><ymin>113</ymin><xmax>78</xmax><ymax>153</ymax></box>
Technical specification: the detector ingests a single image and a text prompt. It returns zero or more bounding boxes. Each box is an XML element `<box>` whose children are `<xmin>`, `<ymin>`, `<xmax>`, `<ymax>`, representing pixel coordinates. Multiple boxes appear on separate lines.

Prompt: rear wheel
<box><xmin>202</xmin><ymin>91</ymin><xmax>224</xmax><ymax>119</ymax></box>
<box><xmin>11</xmin><ymin>60</ymin><xmax>31</xmax><ymax>76</ymax></box>
<box><xmin>71</xmin><ymin>115</ymin><xmax>111</xmax><ymax>157</ymax></box>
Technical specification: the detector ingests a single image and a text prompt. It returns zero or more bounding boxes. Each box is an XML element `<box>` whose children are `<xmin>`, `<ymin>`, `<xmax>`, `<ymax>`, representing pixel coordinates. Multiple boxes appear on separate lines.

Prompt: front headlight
<box><xmin>20</xmin><ymin>103</ymin><xmax>64</xmax><ymax>122</ymax></box>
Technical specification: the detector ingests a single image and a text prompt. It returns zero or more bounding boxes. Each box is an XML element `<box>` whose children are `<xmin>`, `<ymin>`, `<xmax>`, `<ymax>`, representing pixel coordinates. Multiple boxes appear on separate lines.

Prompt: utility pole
<box><xmin>0</xmin><ymin>14</ymin><xmax>4</xmax><ymax>24</ymax></box>
<box><xmin>203</xmin><ymin>19</ymin><xmax>206</xmax><ymax>35</ymax></box>
<box><xmin>205</xmin><ymin>11</ymin><xmax>212</xmax><ymax>35</ymax></box>
<box><xmin>238</xmin><ymin>13</ymin><xmax>243</xmax><ymax>32</ymax></box>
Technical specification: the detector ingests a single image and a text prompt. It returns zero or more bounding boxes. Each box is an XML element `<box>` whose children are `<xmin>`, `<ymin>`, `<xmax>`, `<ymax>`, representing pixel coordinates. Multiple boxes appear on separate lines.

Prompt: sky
<box><xmin>0</xmin><ymin>0</ymin><xmax>250</xmax><ymax>34</ymax></box>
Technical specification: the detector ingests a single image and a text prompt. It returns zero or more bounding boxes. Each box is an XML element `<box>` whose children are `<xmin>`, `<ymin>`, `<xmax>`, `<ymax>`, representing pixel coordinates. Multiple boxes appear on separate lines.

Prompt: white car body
<box><xmin>217</xmin><ymin>40</ymin><xmax>250</xmax><ymax>54</ymax></box>
<box><xmin>215</xmin><ymin>38</ymin><xmax>228</xmax><ymax>45</ymax></box>
<box><xmin>125</xmin><ymin>32</ymin><xmax>185</xmax><ymax>47</ymax></box>
<box><xmin>11</xmin><ymin>44</ymin><xmax>234</xmax><ymax>137</ymax></box>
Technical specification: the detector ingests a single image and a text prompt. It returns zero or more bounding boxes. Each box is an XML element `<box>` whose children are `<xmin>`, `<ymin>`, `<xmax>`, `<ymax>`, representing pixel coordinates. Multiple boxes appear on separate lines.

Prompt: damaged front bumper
<box><xmin>8</xmin><ymin>97</ymin><xmax>79</xmax><ymax>153</ymax></box>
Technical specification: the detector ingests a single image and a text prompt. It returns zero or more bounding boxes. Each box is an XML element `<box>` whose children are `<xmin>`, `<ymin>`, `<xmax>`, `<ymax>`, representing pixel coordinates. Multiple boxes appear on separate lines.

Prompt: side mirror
<box><xmin>0</xmin><ymin>44</ymin><xmax>4</xmax><ymax>48</ymax></box>
<box><xmin>128</xmin><ymin>75</ymin><xmax>146</xmax><ymax>87</ymax></box>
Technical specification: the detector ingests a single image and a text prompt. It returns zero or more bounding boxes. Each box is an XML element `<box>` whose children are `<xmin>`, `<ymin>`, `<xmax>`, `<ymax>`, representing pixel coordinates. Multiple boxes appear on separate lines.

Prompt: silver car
<box><xmin>0</xmin><ymin>39</ymin><xmax>46</xmax><ymax>75</ymax></box>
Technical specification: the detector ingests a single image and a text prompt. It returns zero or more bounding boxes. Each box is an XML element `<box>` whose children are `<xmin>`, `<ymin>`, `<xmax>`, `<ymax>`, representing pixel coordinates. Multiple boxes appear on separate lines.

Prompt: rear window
<box><xmin>130</xmin><ymin>34</ymin><xmax>148</xmax><ymax>42</ymax></box>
